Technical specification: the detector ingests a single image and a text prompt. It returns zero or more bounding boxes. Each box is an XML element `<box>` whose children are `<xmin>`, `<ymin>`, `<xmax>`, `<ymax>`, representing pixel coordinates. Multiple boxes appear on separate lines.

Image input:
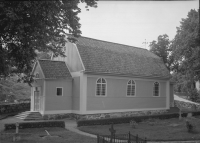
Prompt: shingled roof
<box><xmin>74</xmin><ymin>36</ymin><xmax>171</xmax><ymax>79</ymax></box>
<box><xmin>38</xmin><ymin>60</ymin><xmax>72</xmax><ymax>79</ymax></box>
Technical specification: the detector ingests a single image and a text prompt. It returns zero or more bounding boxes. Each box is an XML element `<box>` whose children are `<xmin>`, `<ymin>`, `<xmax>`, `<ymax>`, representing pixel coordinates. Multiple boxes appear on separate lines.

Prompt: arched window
<box><xmin>153</xmin><ymin>82</ymin><xmax>159</xmax><ymax>96</ymax></box>
<box><xmin>96</xmin><ymin>78</ymin><xmax>106</xmax><ymax>96</ymax></box>
<box><xmin>127</xmin><ymin>80</ymin><xmax>136</xmax><ymax>96</ymax></box>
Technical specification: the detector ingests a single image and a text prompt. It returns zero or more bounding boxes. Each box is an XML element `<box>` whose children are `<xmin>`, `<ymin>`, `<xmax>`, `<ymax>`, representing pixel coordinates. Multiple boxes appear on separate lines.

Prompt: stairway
<box><xmin>15</xmin><ymin>111</ymin><xmax>43</xmax><ymax>121</ymax></box>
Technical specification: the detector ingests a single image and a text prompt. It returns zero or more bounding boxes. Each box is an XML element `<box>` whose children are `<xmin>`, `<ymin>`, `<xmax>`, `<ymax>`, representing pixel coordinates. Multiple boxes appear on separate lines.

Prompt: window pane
<box><xmin>154</xmin><ymin>82</ymin><xmax>159</xmax><ymax>96</ymax></box>
<box><xmin>128</xmin><ymin>80</ymin><xmax>131</xmax><ymax>84</ymax></box>
<box><xmin>127</xmin><ymin>85</ymin><xmax>131</xmax><ymax>96</ymax></box>
<box><xmin>57</xmin><ymin>88</ymin><xmax>62</xmax><ymax>96</ymax></box>
<box><xmin>155</xmin><ymin>86</ymin><xmax>158</xmax><ymax>91</ymax></box>
<box><xmin>101</xmin><ymin>84</ymin><xmax>106</xmax><ymax>96</ymax></box>
<box><xmin>96</xmin><ymin>84</ymin><xmax>101</xmax><ymax>96</ymax></box>
<box><xmin>102</xmin><ymin>78</ymin><xmax>106</xmax><ymax>83</ymax></box>
<box><xmin>97</xmin><ymin>78</ymin><xmax>101</xmax><ymax>83</ymax></box>
<box><xmin>131</xmin><ymin>85</ymin><xmax>135</xmax><ymax>96</ymax></box>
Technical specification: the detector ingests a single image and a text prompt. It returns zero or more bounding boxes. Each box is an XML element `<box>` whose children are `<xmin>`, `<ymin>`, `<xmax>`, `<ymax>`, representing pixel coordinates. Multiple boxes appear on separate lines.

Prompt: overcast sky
<box><xmin>78</xmin><ymin>0</ymin><xmax>199</xmax><ymax>50</ymax></box>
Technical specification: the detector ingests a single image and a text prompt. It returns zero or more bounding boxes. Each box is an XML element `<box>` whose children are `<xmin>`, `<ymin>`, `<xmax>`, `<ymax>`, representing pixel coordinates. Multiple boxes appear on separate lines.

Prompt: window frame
<box><xmin>95</xmin><ymin>78</ymin><xmax>107</xmax><ymax>97</ymax></box>
<box><xmin>126</xmin><ymin>80</ymin><xmax>136</xmax><ymax>97</ymax></box>
<box><xmin>56</xmin><ymin>87</ymin><xmax>63</xmax><ymax>96</ymax></box>
<box><xmin>153</xmin><ymin>82</ymin><xmax>160</xmax><ymax>97</ymax></box>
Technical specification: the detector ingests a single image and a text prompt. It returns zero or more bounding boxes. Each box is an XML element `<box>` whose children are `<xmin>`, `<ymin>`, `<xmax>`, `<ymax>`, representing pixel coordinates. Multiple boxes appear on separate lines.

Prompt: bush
<box><xmin>4</xmin><ymin>121</ymin><xmax>65</xmax><ymax>130</ymax></box>
<box><xmin>188</xmin><ymin>88</ymin><xmax>200</xmax><ymax>102</ymax></box>
<box><xmin>0</xmin><ymin>103</ymin><xmax>30</xmax><ymax>115</ymax></box>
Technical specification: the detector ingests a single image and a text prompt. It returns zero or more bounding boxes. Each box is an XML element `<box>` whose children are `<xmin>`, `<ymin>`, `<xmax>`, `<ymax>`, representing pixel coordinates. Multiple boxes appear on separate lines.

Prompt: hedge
<box><xmin>77</xmin><ymin>111</ymin><xmax>200</xmax><ymax>127</ymax></box>
<box><xmin>0</xmin><ymin>103</ymin><xmax>30</xmax><ymax>115</ymax></box>
<box><xmin>4</xmin><ymin>121</ymin><xmax>65</xmax><ymax>130</ymax></box>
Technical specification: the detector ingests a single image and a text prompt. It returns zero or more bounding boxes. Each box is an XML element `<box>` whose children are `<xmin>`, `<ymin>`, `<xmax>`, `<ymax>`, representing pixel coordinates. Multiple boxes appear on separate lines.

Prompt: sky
<box><xmin>78</xmin><ymin>0</ymin><xmax>199</xmax><ymax>50</ymax></box>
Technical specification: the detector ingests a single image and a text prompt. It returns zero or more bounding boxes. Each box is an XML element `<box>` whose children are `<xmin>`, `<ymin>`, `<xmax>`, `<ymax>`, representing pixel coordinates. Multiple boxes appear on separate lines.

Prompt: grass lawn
<box><xmin>79</xmin><ymin>117</ymin><xmax>200</xmax><ymax>141</ymax></box>
<box><xmin>0</xmin><ymin>127</ymin><xmax>96</xmax><ymax>143</ymax></box>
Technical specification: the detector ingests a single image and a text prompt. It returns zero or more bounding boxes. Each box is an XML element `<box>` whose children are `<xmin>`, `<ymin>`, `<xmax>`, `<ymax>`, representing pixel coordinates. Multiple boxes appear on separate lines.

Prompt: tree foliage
<box><xmin>171</xmin><ymin>9</ymin><xmax>199</xmax><ymax>93</ymax></box>
<box><xmin>0</xmin><ymin>0</ymin><xmax>97</xmax><ymax>80</ymax></box>
<box><xmin>149</xmin><ymin>9</ymin><xmax>199</xmax><ymax>100</ymax></box>
<box><xmin>149</xmin><ymin>34</ymin><xmax>172</xmax><ymax>71</ymax></box>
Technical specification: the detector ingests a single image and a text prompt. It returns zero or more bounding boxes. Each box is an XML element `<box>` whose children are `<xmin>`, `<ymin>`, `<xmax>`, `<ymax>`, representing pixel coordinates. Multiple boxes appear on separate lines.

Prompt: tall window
<box><xmin>153</xmin><ymin>82</ymin><xmax>159</xmax><ymax>96</ymax></box>
<box><xmin>96</xmin><ymin>78</ymin><xmax>106</xmax><ymax>96</ymax></box>
<box><xmin>127</xmin><ymin>80</ymin><xmax>136</xmax><ymax>96</ymax></box>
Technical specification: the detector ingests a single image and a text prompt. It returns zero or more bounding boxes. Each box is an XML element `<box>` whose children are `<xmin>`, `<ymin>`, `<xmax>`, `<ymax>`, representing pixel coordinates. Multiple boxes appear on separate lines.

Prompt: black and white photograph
<box><xmin>0</xmin><ymin>0</ymin><xmax>199</xmax><ymax>142</ymax></box>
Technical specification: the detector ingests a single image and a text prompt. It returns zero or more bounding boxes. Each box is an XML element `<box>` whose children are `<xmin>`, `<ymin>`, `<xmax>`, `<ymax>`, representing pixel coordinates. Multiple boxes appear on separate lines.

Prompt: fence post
<box><xmin>13</xmin><ymin>122</ymin><xmax>20</xmax><ymax>142</ymax></box>
<box><xmin>16</xmin><ymin>122</ymin><xmax>19</xmax><ymax>134</ymax></box>
<box><xmin>109</xmin><ymin>124</ymin><xmax>116</xmax><ymax>143</ymax></box>
<box><xmin>128</xmin><ymin>131</ymin><xmax>131</xmax><ymax>143</ymax></box>
<box><xmin>136</xmin><ymin>134</ymin><xmax>138</xmax><ymax>143</ymax></box>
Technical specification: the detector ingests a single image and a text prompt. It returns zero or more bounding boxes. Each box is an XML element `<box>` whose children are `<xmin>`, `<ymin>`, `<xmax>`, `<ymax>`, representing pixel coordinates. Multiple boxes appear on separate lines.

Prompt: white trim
<box><xmin>37</xmin><ymin>61</ymin><xmax>45</xmax><ymax>79</ymax></box>
<box><xmin>30</xmin><ymin>87</ymin><xmax>34</xmax><ymax>111</ymax></box>
<box><xmin>71</xmin><ymin>71</ymin><xmax>81</xmax><ymax>77</ymax></box>
<box><xmin>85</xmin><ymin>108</ymin><xmax>168</xmax><ymax>114</ymax></box>
<box><xmin>73</xmin><ymin>43</ymin><xmax>86</xmax><ymax>71</ymax></box>
<box><xmin>95</xmin><ymin>78</ymin><xmax>107</xmax><ymax>97</ymax></box>
<box><xmin>87</xmin><ymin>74</ymin><xmax>168</xmax><ymax>82</ymax></box>
<box><xmin>43</xmin><ymin>80</ymin><xmax>46</xmax><ymax>112</ymax></box>
<box><xmin>56</xmin><ymin>87</ymin><xmax>63</xmax><ymax>96</ymax></box>
<box><xmin>126</xmin><ymin>80</ymin><xmax>136</xmax><ymax>97</ymax></box>
<box><xmin>153</xmin><ymin>81</ymin><xmax>160</xmax><ymax>97</ymax></box>
<box><xmin>42</xmin><ymin>110</ymin><xmax>80</xmax><ymax>115</ymax></box>
<box><xmin>31</xmin><ymin>62</ymin><xmax>37</xmax><ymax>75</ymax></box>
<box><xmin>79</xmin><ymin>73</ymin><xmax>87</xmax><ymax>114</ymax></box>
<box><xmin>166</xmin><ymin>80</ymin><xmax>170</xmax><ymax>109</ymax></box>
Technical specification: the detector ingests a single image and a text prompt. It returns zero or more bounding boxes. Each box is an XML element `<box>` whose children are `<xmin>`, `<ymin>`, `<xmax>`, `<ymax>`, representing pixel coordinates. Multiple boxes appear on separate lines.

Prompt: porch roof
<box><xmin>38</xmin><ymin>60</ymin><xmax>72</xmax><ymax>79</ymax></box>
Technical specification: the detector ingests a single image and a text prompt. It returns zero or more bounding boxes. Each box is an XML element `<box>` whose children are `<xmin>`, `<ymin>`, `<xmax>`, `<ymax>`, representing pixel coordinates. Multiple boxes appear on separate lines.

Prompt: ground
<box><xmin>79</xmin><ymin>117</ymin><xmax>200</xmax><ymax>141</ymax></box>
<box><xmin>0</xmin><ymin>127</ymin><xmax>96</xmax><ymax>143</ymax></box>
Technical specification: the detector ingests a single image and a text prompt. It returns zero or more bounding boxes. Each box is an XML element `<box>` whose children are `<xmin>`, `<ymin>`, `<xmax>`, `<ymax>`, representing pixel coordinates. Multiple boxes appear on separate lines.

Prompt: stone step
<box><xmin>15</xmin><ymin>113</ymin><xmax>42</xmax><ymax>117</ymax></box>
<box><xmin>15</xmin><ymin>111</ymin><xmax>43</xmax><ymax>121</ymax></box>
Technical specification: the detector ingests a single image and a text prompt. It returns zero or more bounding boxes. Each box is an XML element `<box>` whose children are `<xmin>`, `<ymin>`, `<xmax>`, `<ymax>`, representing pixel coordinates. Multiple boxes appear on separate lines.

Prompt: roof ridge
<box><xmin>77</xmin><ymin>35</ymin><xmax>148</xmax><ymax>51</ymax></box>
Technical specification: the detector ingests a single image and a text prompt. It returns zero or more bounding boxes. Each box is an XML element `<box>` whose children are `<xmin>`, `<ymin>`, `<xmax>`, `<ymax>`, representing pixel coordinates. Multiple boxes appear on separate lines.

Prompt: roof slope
<box><xmin>38</xmin><ymin>60</ymin><xmax>72</xmax><ymax>78</ymax></box>
<box><xmin>75</xmin><ymin>36</ymin><xmax>170</xmax><ymax>78</ymax></box>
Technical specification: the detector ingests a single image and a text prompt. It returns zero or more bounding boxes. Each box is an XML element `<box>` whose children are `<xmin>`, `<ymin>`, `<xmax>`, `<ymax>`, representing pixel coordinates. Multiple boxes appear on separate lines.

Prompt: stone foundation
<box><xmin>42</xmin><ymin>109</ymin><xmax>168</xmax><ymax>120</ymax></box>
<box><xmin>42</xmin><ymin>113</ymin><xmax>73</xmax><ymax>120</ymax></box>
<box><xmin>76</xmin><ymin>110</ymin><xmax>167</xmax><ymax>120</ymax></box>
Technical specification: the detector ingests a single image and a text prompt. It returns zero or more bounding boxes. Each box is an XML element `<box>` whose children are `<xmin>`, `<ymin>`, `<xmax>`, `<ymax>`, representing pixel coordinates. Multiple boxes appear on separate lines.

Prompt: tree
<box><xmin>149</xmin><ymin>34</ymin><xmax>172</xmax><ymax>71</ymax></box>
<box><xmin>0</xmin><ymin>0</ymin><xmax>97</xmax><ymax>81</ymax></box>
<box><xmin>171</xmin><ymin>9</ymin><xmax>199</xmax><ymax>99</ymax></box>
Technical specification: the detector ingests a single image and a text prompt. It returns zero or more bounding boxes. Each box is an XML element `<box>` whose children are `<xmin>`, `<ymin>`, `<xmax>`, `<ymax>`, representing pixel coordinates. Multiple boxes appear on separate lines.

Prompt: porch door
<box><xmin>34</xmin><ymin>89</ymin><xmax>40</xmax><ymax>111</ymax></box>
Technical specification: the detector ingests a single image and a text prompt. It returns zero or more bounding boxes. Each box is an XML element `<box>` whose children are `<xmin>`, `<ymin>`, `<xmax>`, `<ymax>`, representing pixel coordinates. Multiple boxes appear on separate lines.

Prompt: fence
<box><xmin>97</xmin><ymin>124</ymin><xmax>147</xmax><ymax>143</ymax></box>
